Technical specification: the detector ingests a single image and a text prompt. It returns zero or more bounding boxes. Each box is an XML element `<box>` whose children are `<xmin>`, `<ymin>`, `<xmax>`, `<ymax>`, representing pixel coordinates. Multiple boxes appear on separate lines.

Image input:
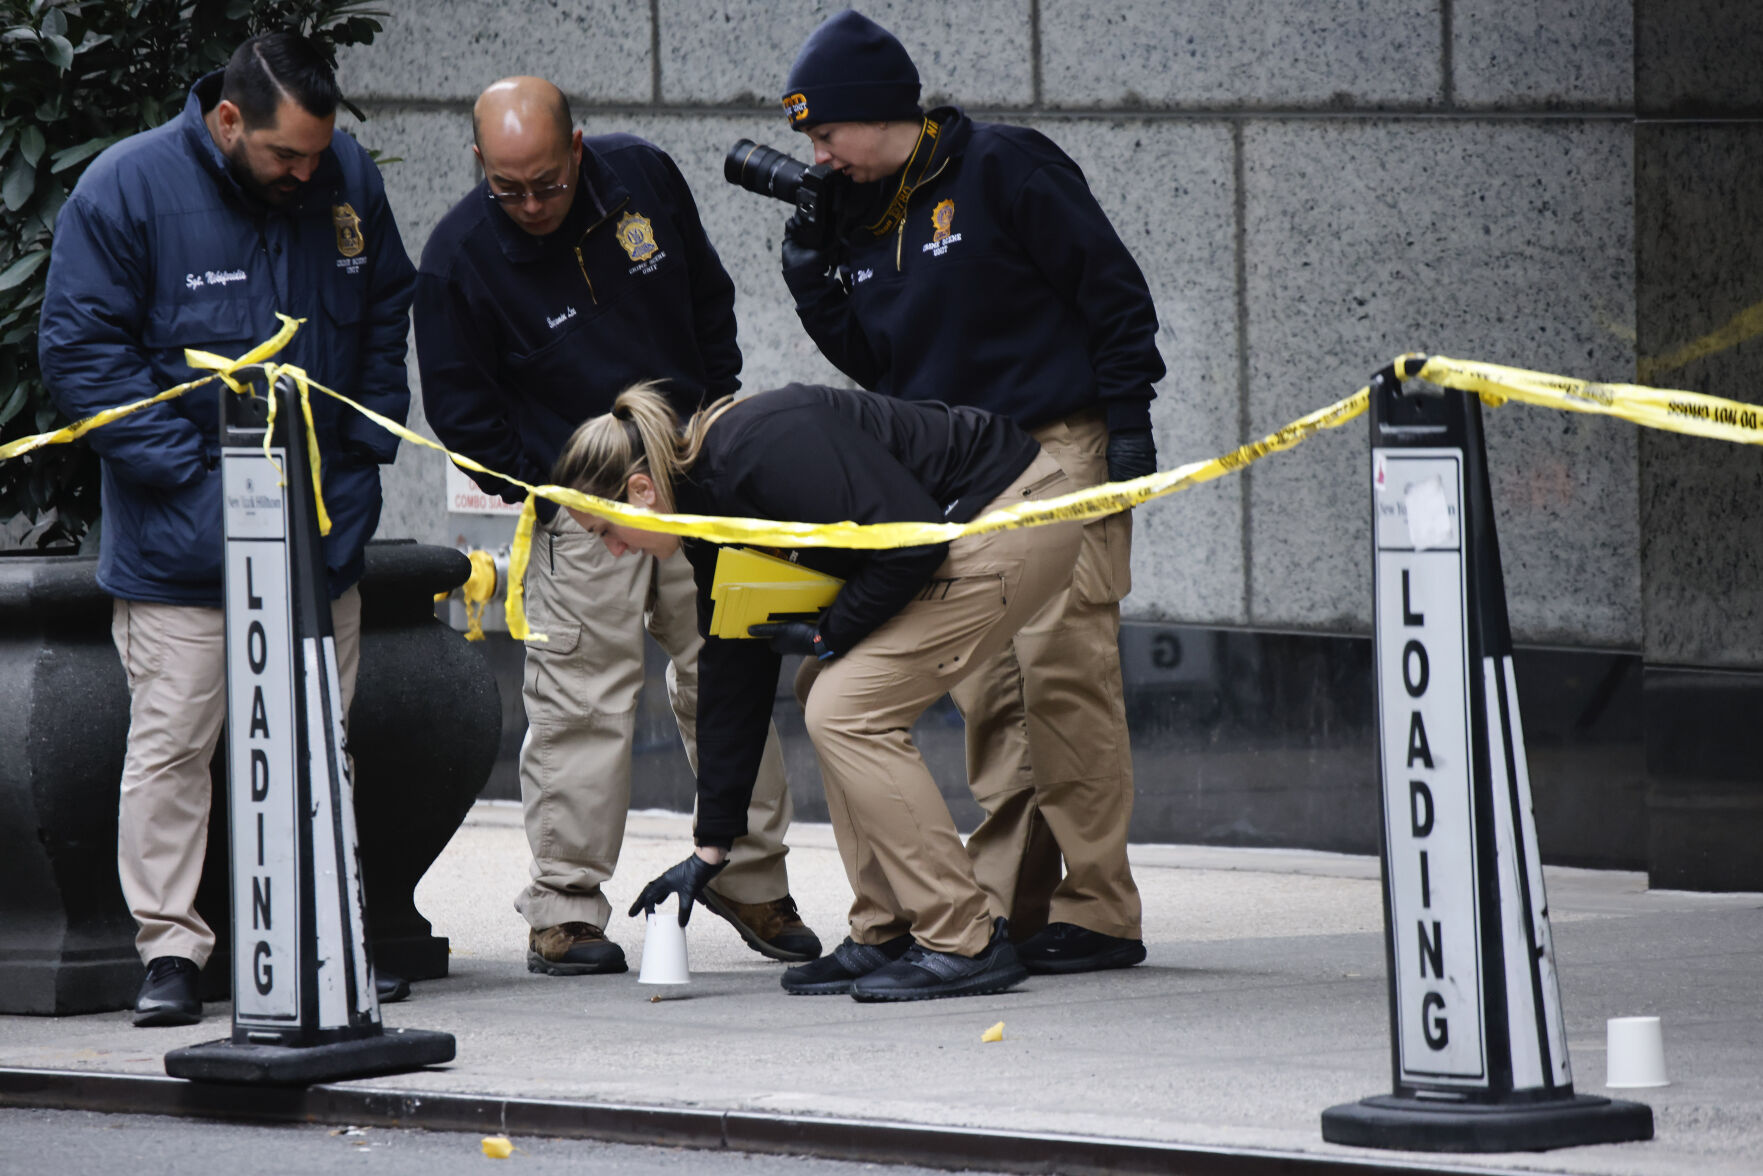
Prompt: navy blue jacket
<box><xmin>785</xmin><ymin>108</ymin><xmax>1165</xmax><ymax>433</ymax></box>
<box><xmin>38</xmin><ymin>73</ymin><xmax>415</xmax><ymax>606</ymax></box>
<box><xmin>414</xmin><ymin>135</ymin><xmax>739</xmax><ymax>512</ymax></box>
<box><xmin>676</xmin><ymin>384</ymin><xmax>1039</xmax><ymax>847</ymax></box>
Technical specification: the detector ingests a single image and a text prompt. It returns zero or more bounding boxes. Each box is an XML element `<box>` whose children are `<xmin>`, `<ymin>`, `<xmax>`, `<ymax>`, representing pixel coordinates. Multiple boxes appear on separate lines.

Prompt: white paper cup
<box><xmin>638</xmin><ymin>908</ymin><xmax>690</xmax><ymax>985</ymax></box>
<box><xmin>1605</xmin><ymin>1016</ymin><xmax>1668</xmax><ymax>1088</ymax></box>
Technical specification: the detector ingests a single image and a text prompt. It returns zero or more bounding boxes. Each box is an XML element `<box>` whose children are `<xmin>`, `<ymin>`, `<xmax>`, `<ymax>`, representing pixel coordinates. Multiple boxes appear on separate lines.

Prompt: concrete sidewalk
<box><xmin>3</xmin><ymin>801</ymin><xmax>1760</xmax><ymax>1175</ymax></box>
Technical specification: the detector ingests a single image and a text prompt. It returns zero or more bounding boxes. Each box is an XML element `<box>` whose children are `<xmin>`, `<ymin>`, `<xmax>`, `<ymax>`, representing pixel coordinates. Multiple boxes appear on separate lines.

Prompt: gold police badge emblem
<box><xmin>332</xmin><ymin>202</ymin><xmax>365</xmax><ymax>258</ymax></box>
<box><xmin>930</xmin><ymin>199</ymin><xmax>956</xmax><ymax>244</ymax></box>
<box><xmin>616</xmin><ymin>211</ymin><xmax>659</xmax><ymax>262</ymax></box>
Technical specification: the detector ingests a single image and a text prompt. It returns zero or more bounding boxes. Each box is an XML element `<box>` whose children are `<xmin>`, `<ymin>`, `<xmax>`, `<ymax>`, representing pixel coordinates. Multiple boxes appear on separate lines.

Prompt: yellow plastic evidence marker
<box><xmin>982</xmin><ymin>1021</ymin><xmax>1005</xmax><ymax>1043</ymax></box>
<box><xmin>709</xmin><ymin>546</ymin><xmax>844</xmax><ymax>639</ymax></box>
<box><xmin>480</xmin><ymin>1136</ymin><xmax>515</xmax><ymax>1159</ymax></box>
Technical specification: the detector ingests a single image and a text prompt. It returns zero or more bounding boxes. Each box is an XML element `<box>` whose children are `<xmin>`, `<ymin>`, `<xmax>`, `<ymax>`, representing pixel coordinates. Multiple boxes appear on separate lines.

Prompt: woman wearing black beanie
<box><xmin>775</xmin><ymin>7</ymin><xmax>1164</xmax><ymax>977</ymax></box>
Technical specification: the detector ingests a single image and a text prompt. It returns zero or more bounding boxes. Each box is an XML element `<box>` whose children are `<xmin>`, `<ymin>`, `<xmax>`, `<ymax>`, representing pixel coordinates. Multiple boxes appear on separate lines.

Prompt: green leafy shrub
<box><xmin>1</xmin><ymin>0</ymin><xmax>387</xmax><ymax>549</ymax></box>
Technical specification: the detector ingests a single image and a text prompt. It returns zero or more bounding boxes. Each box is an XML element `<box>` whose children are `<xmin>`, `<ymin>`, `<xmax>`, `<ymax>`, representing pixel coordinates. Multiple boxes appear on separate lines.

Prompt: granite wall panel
<box><xmin>1636</xmin><ymin>124</ymin><xmax>1763</xmax><ymax>667</ymax></box>
<box><xmin>1040</xmin><ymin>0</ymin><xmax>1443</xmax><ymax>109</ymax></box>
<box><xmin>337</xmin><ymin>0</ymin><xmax>653</xmax><ymax>104</ymax></box>
<box><xmin>656</xmin><ymin>0</ymin><xmax>1032</xmax><ymax>108</ymax></box>
<box><xmin>1451</xmin><ymin>0</ymin><xmax>1633</xmax><ymax>108</ymax></box>
<box><xmin>1242</xmin><ymin>119</ymin><xmax>1638</xmax><ymax>645</ymax></box>
<box><xmin>1030</xmin><ymin>118</ymin><xmax>1243</xmax><ymax>623</ymax></box>
<box><xmin>1634</xmin><ymin>0</ymin><xmax>1763</xmax><ymax>116</ymax></box>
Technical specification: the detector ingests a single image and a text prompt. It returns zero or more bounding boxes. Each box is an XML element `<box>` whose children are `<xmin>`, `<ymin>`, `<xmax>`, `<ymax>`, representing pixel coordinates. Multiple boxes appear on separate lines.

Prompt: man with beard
<box><xmin>38</xmin><ymin>32</ymin><xmax>416</xmax><ymax>1026</ymax></box>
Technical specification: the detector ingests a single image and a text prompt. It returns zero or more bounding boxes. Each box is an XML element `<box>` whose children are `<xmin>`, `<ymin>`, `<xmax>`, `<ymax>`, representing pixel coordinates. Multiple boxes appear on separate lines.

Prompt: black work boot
<box><xmin>781</xmin><ymin>932</ymin><xmax>913</xmax><ymax>995</ymax></box>
<box><xmin>133</xmin><ymin>957</ymin><xmax>201</xmax><ymax>1027</ymax></box>
<box><xmin>849</xmin><ymin>918</ymin><xmax>1028</xmax><ymax>1003</ymax></box>
<box><xmin>1016</xmin><ymin>922</ymin><xmax>1146</xmax><ymax>974</ymax></box>
<box><xmin>527</xmin><ymin>922</ymin><xmax>628</xmax><ymax>975</ymax></box>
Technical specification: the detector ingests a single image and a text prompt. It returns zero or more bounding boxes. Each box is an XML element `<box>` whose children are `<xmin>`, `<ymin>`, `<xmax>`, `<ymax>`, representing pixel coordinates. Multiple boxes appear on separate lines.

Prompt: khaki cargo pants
<box><xmin>952</xmin><ymin>408</ymin><xmax>1145</xmax><ymax>941</ymax></box>
<box><xmin>514</xmin><ymin>509</ymin><xmax>794</xmax><ymax>932</ymax></box>
<box><xmin>111</xmin><ymin>589</ymin><xmax>362</xmax><ymax>966</ymax></box>
<box><xmin>796</xmin><ymin>450</ymin><xmax>1083</xmax><ymax>956</ymax></box>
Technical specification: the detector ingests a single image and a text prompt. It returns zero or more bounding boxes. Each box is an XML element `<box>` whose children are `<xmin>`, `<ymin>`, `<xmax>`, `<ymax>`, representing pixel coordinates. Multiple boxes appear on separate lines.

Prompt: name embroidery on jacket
<box><xmin>185</xmin><ymin>270</ymin><xmax>247</xmax><ymax>290</ymax></box>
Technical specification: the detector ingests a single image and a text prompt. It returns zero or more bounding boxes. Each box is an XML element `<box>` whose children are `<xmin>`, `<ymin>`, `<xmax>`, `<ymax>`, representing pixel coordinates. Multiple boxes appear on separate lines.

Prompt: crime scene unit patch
<box><xmin>332</xmin><ymin>203</ymin><xmax>365</xmax><ymax>258</ymax></box>
<box><xmin>616</xmin><ymin>211</ymin><xmax>659</xmax><ymax>262</ymax></box>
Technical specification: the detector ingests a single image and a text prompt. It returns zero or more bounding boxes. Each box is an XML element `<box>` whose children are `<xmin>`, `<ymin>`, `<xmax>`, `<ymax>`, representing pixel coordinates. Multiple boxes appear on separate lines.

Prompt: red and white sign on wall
<box><xmin>446</xmin><ymin>462</ymin><xmax>525</xmax><ymax>516</ymax></box>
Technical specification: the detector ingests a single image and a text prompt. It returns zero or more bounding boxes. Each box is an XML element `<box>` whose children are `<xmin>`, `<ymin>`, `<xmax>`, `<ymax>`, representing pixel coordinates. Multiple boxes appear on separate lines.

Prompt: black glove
<box><xmin>781</xmin><ymin>212</ymin><xmax>831</xmax><ymax>276</ymax></box>
<box><xmin>749</xmin><ymin>620</ymin><xmax>834</xmax><ymax>660</ymax></box>
<box><xmin>1105</xmin><ymin>427</ymin><xmax>1158</xmax><ymax>483</ymax></box>
<box><xmin>628</xmin><ymin>853</ymin><xmax>726</xmax><ymax>927</ymax></box>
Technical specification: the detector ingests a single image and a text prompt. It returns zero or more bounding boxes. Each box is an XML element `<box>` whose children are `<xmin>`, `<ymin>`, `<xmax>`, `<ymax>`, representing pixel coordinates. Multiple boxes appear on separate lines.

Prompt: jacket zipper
<box><xmin>572</xmin><ymin>196</ymin><xmax>630</xmax><ymax>305</ymax></box>
<box><xmin>894</xmin><ymin>157</ymin><xmax>951</xmax><ymax>273</ymax></box>
<box><xmin>572</xmin><ymin>247</ymin><xmax>597</xmax><ymax>304</ymax></box>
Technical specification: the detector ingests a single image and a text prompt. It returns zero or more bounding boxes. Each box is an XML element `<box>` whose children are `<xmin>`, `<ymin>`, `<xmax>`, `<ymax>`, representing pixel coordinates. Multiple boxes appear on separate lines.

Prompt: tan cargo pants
<box><xmin>111</xmin><ymin>589</ymin><xmax>362</xmax><ymax>966</ymax></box>
<box><xmin>796</xmin><ymin>450</ymin><xmax>1082</xmax><ymax>957</ymax></box>
<box><xmin>514</xmin><ymin>509</ymin><xmax>794</xmax><ymax>932</ymax></box>
<box><xmin>951</xmin><ymin>409</ymin><xmax>1144</xmax><ymax>941</ymax></box>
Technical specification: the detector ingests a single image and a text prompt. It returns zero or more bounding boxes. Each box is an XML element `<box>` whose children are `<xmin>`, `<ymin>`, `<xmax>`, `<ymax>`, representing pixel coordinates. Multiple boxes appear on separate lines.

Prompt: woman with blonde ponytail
<box><xmin>556</xmin><ymin>381</ymin><xmax>1084</xmax><ymax>1003</ymax></box>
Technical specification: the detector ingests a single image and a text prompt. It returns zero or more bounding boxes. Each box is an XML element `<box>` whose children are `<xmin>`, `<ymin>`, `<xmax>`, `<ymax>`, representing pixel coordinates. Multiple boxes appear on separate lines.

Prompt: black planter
<box><xmin>0</xmin><ymin>541</ymin><xmax>499</xmax><ymax>1015</ymax></box>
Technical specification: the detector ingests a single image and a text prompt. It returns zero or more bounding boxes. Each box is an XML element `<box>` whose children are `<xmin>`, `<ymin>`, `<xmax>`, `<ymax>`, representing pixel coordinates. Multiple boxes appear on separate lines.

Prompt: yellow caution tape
<box><xmin>15</xmin><ymin>316</ymin><xmax>1763</xmax><ymax>644</ymax></box>
<box><xmin>0</xmin><ymin>312</ymin><xmax>301</xmax><ymax>463</ymax></box>
<box><xmin>1403</xmin><ymin>353</ymin><xmax>1763</xmax><ymax>447</ymax></box>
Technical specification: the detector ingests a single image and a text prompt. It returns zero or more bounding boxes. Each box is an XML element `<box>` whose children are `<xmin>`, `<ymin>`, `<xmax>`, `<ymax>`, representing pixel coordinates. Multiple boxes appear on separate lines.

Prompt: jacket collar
<box><xmin>487</xmin><ymin>139</ymin><xmax>632</xmax><ymax>263</ymax></box>
<box><xmin>180</xmin><ymin>71</ymin><xmax>343</xmax><ymax>217</ymax></box>
<box><xmin>840</xmin><ymin>106</ymin><xmax>969</xmax><ymax>235</ymax></box>
<box><xmin>925</xmin><ymin>105</ymin><xmax>972</xmax><ymax>160</ymax></box>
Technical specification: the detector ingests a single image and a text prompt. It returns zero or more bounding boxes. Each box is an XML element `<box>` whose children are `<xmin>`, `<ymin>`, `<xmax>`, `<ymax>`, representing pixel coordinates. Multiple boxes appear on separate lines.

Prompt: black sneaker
<box><xmin>781</xmin><ymin>933</ymin><xmax>912</xmax><ymax>995</ymax></box>
<box><xmin>133</xmin><ymin>956</ymin><xmax>201</xmax><ymax>1027</ymax></box>
<box><xmin>1016</xmin><ymin>922</ymin><xmax>1146</xmax><ymax>974</ymax></box>
<box><xmin>376</xmin><ymin>972</ymin><xmax>411</xmax><ymax>1004</ymax></box>
<box><xmin>849</xmin><ymin>918</ymin><xmax>1028</xmax><ymax>1003</ymax></box>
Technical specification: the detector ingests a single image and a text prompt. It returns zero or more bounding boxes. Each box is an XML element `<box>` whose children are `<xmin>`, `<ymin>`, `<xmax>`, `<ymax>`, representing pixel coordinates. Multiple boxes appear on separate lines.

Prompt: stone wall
<box><xmin>347</xmin><ymin>1</ymin><xmax>1660</xmax><ymax>649</ymax></box>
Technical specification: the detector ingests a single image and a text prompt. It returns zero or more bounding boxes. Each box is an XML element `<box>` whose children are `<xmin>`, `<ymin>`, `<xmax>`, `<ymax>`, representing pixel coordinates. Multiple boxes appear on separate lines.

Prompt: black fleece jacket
<box><xmin>784</xmin><ymin>108</ymin><xmax>1164</xmax><ymax>433</ymax></box>
<box><xmin>677</xmin><ymin>383</ymin><xmax>1038</xmax><ymax>847</ymax></box>
<box><xmin>415</xmin><ymin>134</ymin><xmax>739</xmax><ymax>513</ymax></box>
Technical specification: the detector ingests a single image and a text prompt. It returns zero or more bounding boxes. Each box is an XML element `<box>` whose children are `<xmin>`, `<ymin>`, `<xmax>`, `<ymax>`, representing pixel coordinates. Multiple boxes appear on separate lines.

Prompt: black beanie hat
<box><xmin>781</xmin><ymin>9</ymin><xmax>923</xmax><ymax>131</ymax></box>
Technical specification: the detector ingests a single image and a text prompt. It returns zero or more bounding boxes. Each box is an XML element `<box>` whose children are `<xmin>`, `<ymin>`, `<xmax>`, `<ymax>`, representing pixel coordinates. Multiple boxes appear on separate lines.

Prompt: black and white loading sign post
<box><xmin>165</xmin><ymin>376</ymin><xmax>455</xmax><ymax>1085</ymax></box>
<box><xmin>1320</xmin><ymin>365</ymin><xmax>1652</xmax><ymax>1151</ymax></box>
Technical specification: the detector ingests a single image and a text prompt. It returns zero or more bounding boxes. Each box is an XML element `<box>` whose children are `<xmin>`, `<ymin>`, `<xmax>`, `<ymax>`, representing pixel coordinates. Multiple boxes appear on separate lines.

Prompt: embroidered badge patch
<box><xmin>783</xmin><ymin>92</ymin><xmax>809</xmax><ymax>124</ymax></box>
<box><xmin>930</xmin><ymin>199</ymin><xmax>955</xmax><ymax>244</ymax></box>
<box><xmin>616</xmin><ymin>211</ymin><xmax>659</xmax><ymax>262</ymax></box>
<box><xmin>332</xmin><ymin>202</ymin><xmax>365</xmax><ymax>258</ymax></box>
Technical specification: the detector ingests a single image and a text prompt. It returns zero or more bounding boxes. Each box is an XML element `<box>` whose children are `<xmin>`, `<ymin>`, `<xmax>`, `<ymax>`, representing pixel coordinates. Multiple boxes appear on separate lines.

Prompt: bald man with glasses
<box><xmin>414</xmin><ymin>77</ymin><xmax>819</xmax><ymax>977</ymax></box>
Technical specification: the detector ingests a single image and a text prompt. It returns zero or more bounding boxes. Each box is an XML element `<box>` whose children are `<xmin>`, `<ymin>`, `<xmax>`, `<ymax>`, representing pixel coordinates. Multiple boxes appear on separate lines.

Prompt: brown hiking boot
<box><xmin>700</xmin><ymin>891</ymin><xmax>823</xmax><ymax>962</ymax></box>
<box><xmin>527</xmin><ymin>922</ymin><xmax>628</xmax><ymax>976</ymax></box>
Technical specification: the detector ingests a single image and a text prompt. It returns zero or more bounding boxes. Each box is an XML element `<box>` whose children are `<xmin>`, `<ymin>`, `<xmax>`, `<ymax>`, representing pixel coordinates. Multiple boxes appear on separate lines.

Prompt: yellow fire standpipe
<box><xmin>435</xmin><ymin>548</ymin><xmax>507</xmax><ymax>641</ymax></box>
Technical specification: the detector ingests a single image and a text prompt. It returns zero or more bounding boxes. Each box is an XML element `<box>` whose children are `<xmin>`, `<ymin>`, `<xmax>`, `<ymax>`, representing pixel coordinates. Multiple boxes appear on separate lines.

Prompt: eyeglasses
<box><xmin>486</xmin><ymin>179</ymin><xmax>571</xmax><ymax>206</ymax></box>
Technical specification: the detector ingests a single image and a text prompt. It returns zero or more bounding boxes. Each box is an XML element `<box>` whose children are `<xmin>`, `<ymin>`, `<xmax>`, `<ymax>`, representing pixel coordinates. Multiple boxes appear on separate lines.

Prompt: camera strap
<box><xmin>861</xmin><ymin>117</ymin><xmax>943</xmax><ymax>238</ymax></box>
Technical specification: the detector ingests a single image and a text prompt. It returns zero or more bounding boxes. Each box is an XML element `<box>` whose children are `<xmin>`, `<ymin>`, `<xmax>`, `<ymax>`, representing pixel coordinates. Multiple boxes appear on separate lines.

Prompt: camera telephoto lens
<box><xmin>724</xmin><ymin>139</ymin><xmax>810</xmax><ymax>203</ymax></box>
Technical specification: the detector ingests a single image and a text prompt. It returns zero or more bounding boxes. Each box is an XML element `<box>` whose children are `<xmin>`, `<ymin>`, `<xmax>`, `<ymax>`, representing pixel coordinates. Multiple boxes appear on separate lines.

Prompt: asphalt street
<box><xmin>0</xmin><ymin>1106</ymin><xmax>987</xmax><ymax>1176</ymax></box>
